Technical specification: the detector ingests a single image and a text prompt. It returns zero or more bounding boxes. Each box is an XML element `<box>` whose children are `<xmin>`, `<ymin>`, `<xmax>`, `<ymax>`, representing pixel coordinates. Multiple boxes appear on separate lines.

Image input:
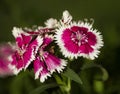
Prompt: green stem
<box><xmin>66</xmin><ymin>78</ymin><xmax>71</xmax><ymax>94</ymax></box>
<box><xmin>93</xmin><ymin>80</ymin><xmax>104</xmax><ymax>94</ymax></box>
<box><xmin>54</xmin><ymin>74</ymin><xmax>71</xmax><ymax>94</ymax></box>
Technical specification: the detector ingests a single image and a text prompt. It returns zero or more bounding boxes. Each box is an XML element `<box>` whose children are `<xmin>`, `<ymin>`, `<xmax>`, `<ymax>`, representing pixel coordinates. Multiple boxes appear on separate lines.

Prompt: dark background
<box><xmin>0</xmin><ymin>0</ymin><xmax>120</xmax><ymax>94</ymax></box>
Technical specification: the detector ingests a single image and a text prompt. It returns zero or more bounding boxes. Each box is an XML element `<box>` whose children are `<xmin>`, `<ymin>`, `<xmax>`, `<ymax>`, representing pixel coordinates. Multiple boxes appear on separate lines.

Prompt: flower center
<box><xmin>17</xmin><ymin>47</ymin><xmax>25</xmax><ymax>57</ymax></box>
<box><xmin>71</xmin><ymin>30</ymin><xmax>88</xmax><ymax>46</ymax></box>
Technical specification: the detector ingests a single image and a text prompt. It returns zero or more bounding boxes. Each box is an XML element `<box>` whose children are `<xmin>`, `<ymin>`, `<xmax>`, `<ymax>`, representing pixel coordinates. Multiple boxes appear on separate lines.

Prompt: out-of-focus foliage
<box><xmin>0</xmin><ymin>0</ymin><xmax>120</xmax><ymax>94</ymax></box>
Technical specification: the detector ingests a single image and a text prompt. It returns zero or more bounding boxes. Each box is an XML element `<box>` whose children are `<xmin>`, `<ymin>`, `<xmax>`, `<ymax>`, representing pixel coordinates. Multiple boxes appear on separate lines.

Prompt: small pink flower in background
<box><xmin>0</xmin><ymin>43</ymin><xmax>15</xmax><ymax>77</ymax></box>
<box><xmin>55</xmin><ymin>11</ymin><xmax>103</xmax><ymax>60</ymax></box>
<box><xmin>9</xmin><ymin>27</ymin><xmax>43</xmax><ymax>74</ymax></box>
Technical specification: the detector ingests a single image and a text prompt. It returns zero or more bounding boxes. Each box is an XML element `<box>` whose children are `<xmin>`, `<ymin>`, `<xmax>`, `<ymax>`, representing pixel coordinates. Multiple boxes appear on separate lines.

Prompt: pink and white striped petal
<box><xmin>43</xmin><ymin>52</ymin><xmax>67</xmax><ymax>73</ymax></box>
<box><xmin>9</xmin><ymin>52</ymin><xmax>24</xmax><ymax>75</ymax></box>
<box><xmin>33</xmin><ymin>56</ymin><xmax>51</xmax><ymax>82</ymax></box>
<box><xmin>33</xmin><ymin>57</ymin><xmax>43</xmax><ymax>79</ymax></box>
<box><xmin>23</xmin><ymin>48</ymin><xmax>34</xmax><ymax>70</ymax></box>
<box><xmin>40</xmin><ymin>66</ymin><xmax>51</xmax><ymax>83</ymax></box>
<box><xmin>42</xmin><ymin>35</ymin><xmax>53</xmax><ymax>49</ymax></box>
<box><xmin>12</xmin><ymin>27</ymin><xmax>31</xmax><ymax>48</ymax></box>
<box><xmin>24</xmin><ymin>36</ymin><xmax>43</xmax><ymax>70</ymax></box>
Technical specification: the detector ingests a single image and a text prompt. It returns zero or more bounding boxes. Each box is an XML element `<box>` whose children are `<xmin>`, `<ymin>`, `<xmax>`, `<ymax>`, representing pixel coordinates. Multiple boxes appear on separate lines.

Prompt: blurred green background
<box><xmin>0</xmin><ymin>0</ymin><xmax>120</xmax><ymax>94</ymax></box>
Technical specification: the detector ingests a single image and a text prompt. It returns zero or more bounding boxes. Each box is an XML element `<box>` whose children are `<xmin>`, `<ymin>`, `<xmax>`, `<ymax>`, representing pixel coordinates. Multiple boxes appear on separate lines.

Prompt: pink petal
<box><xmin>33</xmin><ymin>57</ymin><xmax>43</xmax><ymax>79</ymax></box>
<box><xmin>0</xmin><ymin>43</ymin><xmax>16</xmax><ymax>76</ymax></box>
<box><xmin>0</xmin><ymin>59</ymin><xmax>13</xmax><ymax>77</ymax></box>
<box><xmin>29</xmin><ymin>36</ymin><xmax>43</xmax><ymax>51</ymax></box>
<box><xmin>23</xmin><ymin>48</ymin><xmax>34</xmax><ymax>69</ymax></box>
<box><xmin>10</xmin><ymin>52</ymin><xmax>24</xmax><ymax>74</ymax></box>
<box><xmin>64</xmin><ymin>41</ymin><xmax>79</xmax><ymax>54</ymax></box>
<box><xmin>0</xmin><ymin>60</ymin><xmax>5</xmax><ymax>68</ymax></box>
<box><xmin>0</xmin><ymin>61</ymin><xmax>13</xmax><ymax>77</ymax></box>
<box><xmin>87</xmin><ymin>32</ymin><xmax>97</xmax><ymax>46</ymax></box>
<box><xmin>43</xmin><ymin>52</ymin><xmax>66</xmax><ymax>73</ymax></box>
<box><xmin>79</xmin><ymin>43</ymin><xmax>94</xmax><ymax>54</ymax></box>
<box><xmin>0</xmin><ymin>43</ymin><xmax>15</xmax><ymax>65</ymax></box>
<box><xmin>40</xmin><ymin>65</ymin><xmax>50</xmax><ymax>83</ymax></box>
<box><xmin>62</xmin><ymin>29</ymin><xmax>79</xmax><ymax>54</ymax></box>
<box><xmin>33</xmin><ymin>56</ymin><xmax>50</xmax><ymax>82</ymax></box>
<box><xmin>21</xmin><ymin>34</ymin><xmax>32</xmax><ymax>45</ymax></box>
<box><xmin>71</xmin><ymin>26</ymin><xmax>88</xmax><ymax>34</ymax></box>
<box><xmin>15</xmin><ymin>31</ymin><xmax>32</xmax><ymax>48</ymax></box>
<box><xmin>62</xmin><ymin>29</ymin><xmax>72</xmax><ymax>44</ymax></box>
<box><xmin>43</xmin><ymin>52</ymin><xmax>60</xmax><ymax>73</ymax></box>
<box><xmin>16</xmin><ymin>37</ymin><xmax>23</xmax><ymax>48</ymax></box>
<box><xmin>43</xmin><ymin>36</ymin><xmax>53</xmax><ymax>46</ymax></box>
<box><xmin>0</xmin><ymin>43</ymin><xmax>15</xmax><ymax>55</ymax></box>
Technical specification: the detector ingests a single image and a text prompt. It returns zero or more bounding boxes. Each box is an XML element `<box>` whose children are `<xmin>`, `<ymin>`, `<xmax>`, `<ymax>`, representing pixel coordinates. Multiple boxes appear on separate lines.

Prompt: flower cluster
<box><xmin>8</xmin><ymin>27</ymin><xmax>67</xmax><ymax>82</ymax></box>
<box><xmin>0</xmin><ymin>10</ymin><xmax>103</xmax><ymax>82</ymax></box>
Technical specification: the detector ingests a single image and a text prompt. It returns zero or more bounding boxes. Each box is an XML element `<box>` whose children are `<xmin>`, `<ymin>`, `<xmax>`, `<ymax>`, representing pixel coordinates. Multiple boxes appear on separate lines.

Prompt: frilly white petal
<box><xmin>45</xmin><ymin>18</ymin><xmax>58</xmax><ymax>28</ymax></box>
<box><xmin>35</xmin><ymin>67</ymin><xmax>43</xmax><ymax>79</ymax></box>
<box><xmin>62</xmin><ymin>10</ymin><xmax>72</xmax><ymax>24</ymax></box>
<box><xmin>56</xmin><ymin>59</ymin><xmax>67</xmax><ymax>73</ymax></box>
<box><xmin>40</xmin><ymin>73</ymin><xmax>51</xmax><ymax>83</ymax></box>
<box><xmin>12</xmin><ymin>27</ymin><xmax>24</xmax><ymax>38</ymax></box>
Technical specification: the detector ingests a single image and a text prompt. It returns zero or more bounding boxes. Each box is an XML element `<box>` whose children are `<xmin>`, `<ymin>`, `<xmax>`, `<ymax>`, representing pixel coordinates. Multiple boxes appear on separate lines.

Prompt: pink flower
<box><xmin>0</xmin><ymin>43</ymin><xmax>15</xmax><ymax>77</ymax></box>
<box><xmin>8</xmin><ymin>27</ymin><xmax>67</xmax><ymax>82</ymax></box>
<box><xmin>33</xmin><ymin>35</ymin><xmax>67</xmax><ymax>82</ymax></box>
<box><xmin>34</xmin><ymin>51</ymin><xmax>67</xmax><ymax>82</ymax></box>
<box><xmin>55</xmin><ymin>12</ymin><xmax>103</xmax><ymax>60</ymax></box>
<box><xmin>9</xmin><ymin>27</ymin><xmax>43</xmax><ymax>74</ymax></box>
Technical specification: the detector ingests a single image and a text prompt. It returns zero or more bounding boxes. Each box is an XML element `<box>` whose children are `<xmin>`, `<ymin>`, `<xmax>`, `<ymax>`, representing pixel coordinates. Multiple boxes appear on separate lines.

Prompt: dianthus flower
<box><xmin>8</xmin><ymin>27</ymin><xmax>67</xmax><ymax>82</ymax></box>
<box><xmin>33</xmin><ymin>35</ymin><xmax>67</xmax><ymax>82</ymax></box>
<box><xmin>55</xmin><ymin>11</ymin><xmax>103</xmax><ymax>60</ymax></box>
<box><xmin>9</xmin><ymin>27</ymin><xmax>43</xmax><ymax>74</ymax></box>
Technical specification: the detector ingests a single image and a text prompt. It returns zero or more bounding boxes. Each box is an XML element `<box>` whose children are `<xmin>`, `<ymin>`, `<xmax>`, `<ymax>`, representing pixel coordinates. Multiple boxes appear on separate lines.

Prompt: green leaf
<box><xmin>29</xmin><ymin>83</ymin><xmax>58</xmax><ymax>94</ymax></box>
<box><xmin>81</xmin><ymin>62</ymin><xmax>98</xmax><ymax>70</ymax></box>
<box><xmin>100</xmin><ymin>67</ymin><xmax>109</xmax><ymax>81</ymax></box>
<box><xmin>62</xmin><ymin>68</ymin><xmax>83</xmax><ymax>84</ymax></box>
<box><xmin>81</xmin><ymin>63</ymin><xmax>109</xmax><ymax>81</ymax></box>
<box><xmin>10</xmin><ymin>71</ymin><xmax>26</xmax><ymax>94</ymax></box>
